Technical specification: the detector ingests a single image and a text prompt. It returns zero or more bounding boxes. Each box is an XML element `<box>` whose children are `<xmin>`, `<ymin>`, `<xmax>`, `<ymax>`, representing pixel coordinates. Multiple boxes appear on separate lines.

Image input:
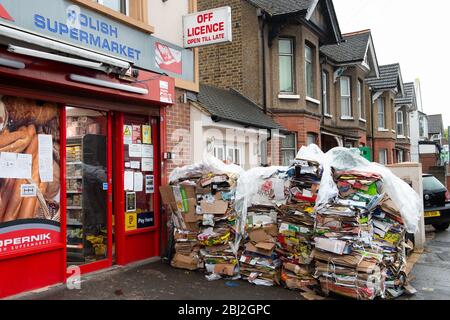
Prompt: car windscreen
<box><xmin>423</xmin><ymin>176</ymin><xmax>446</xmax><ymax>192</ymax></box>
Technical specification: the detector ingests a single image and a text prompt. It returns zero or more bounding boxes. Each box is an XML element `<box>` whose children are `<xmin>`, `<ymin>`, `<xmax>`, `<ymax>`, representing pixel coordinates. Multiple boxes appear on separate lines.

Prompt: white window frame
<box><xmin>396</xmin><ymin>110</ymin><xmax>405</xmax><ymax>137</ymax></box>
<box><xmin>226</xmin><ymin>145</ymin><xmax>243</xmax><ymax>166</ymax></box>
<box><xmin>279</xmin><ymin>38</ymin><xmax>295</xmax><ymax>94</ymax></box>
<box><xmin>398</xmin><ymin>149</ymin><xmax>404</xmax><ymax>163</ymax></box>
<box><xmin>378</xmin><ymin>149</ymin><xmax>388</xmax><ymax>165</ymax></box>
<box><xmin>377</xmin><ymin>97</ymin><xmax>386</xmax><ymax>130</ymax></box>
<box><xmin>307</xmin><ymin>133</ymin><xmax>317</xmax><ymax>146</ymax></box>
<box><xmin>322</xmin><ymin>71</ymin><xmax>330</xmax><ymax>116</ymax></box>
<box><xmin>358</xmin><ymin>79</ymin><xmax>365</xmax><ymax>121</ymax></box>
<box><xmin>213</xmin><ymin>144</ymin><xmax>226</xmax><ymax>161</ymax></box>
<box><xmin>97</xmin><ymin>0</ymin><xmax>129</xmax><ymax>15</ymax></box>
<box><xmin>281</xmin><ymin>133</ymin><xmax>297</xmax><ymax>166</ymax></box>
<box><xmin>340</xmin><ymin>76</ymin><xmax>352</xmax><ymax>119</ymax></box>
<box><xmin>305</xmin><ymin>44</ymin><xmax>314</xmax><ymax>98</ymax></box>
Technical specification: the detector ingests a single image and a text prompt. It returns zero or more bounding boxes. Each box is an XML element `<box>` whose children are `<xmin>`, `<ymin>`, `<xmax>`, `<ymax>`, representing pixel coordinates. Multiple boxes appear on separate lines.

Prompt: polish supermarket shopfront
<box><xmin>0</xmin><ymin>0</ymin><xmax>193</xmax><ymax>298</ymax></box>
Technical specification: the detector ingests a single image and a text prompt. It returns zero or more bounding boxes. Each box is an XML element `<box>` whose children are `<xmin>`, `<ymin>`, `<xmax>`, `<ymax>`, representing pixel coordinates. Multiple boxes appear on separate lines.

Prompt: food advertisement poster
<box><xmin>0</xmin><ymin>96</ymin><xmax>61</xmax><ymax>255</ymax></box>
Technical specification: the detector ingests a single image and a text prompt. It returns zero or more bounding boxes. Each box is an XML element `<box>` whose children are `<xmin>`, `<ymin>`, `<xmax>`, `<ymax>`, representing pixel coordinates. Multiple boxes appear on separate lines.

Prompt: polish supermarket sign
<box><xmin>183</xmin><ymin>6</ymin><xmax>232</xmax><ymax>48</ymax></box>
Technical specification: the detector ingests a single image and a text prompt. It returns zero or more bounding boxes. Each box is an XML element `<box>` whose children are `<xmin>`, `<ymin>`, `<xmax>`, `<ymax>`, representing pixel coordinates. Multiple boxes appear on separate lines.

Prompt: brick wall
<box><xmin>373</xmin><ymin>138</ymin><xmax>396</xmax><ymax>164</ymax></box>
<box><xmin>198</xmin><ymin>0</ymin><xmax>244</xmax><ymax>91</ymax></box>
<box><xmin>274</xmin><ymin>114</ymin><xmax>321</xmax><ymax>149</ymax></box>
<box><xmin>165</xmin><ymin>89</ymin><xmax>192</xmax><ymax>177</ymax></box>
<box><xmin>420</xmin><ymin>154</ymin><xmax>439</xmax><ymax>173</ymax></box>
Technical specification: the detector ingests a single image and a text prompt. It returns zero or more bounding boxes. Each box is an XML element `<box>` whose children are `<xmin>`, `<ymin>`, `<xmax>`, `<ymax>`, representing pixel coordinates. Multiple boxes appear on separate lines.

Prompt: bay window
<box><xmin>358</xmin><ymin>80</ymin><xmax>365</xmax><ymax>120</ymax></box>
<box><xmin>305</xmin><ymin>44</ymin><xmax>314</xmax><ymax>98</ymax></box>
<box><xmin>340</xmin><ymin>76</ymin><xmax>352</xmax><ymax>118</ymax></box>
<box><xmin>396</xmin><ymin>110</ymin><xmax>404</xmax><ymax>136</ymax></box>
<box><xmin>377</xmin><ymin>97</ymin><xmax>385</xmax><ymax>129</ymax></box>
<box><xmin>279</xmin><ymin>39</ymin><xmax>295</xmax><ymax>93</ymax></box>
<box><xmin>322</xmin><ymin>71</ymin><xmax>330</xmax><ymax>115</ymax></box>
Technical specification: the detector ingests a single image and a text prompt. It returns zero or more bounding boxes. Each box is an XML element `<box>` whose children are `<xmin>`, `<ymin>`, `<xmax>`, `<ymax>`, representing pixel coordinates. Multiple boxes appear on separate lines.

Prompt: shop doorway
<box><xmin>65</xmin><ymin>108</ymin><xmax>160</xmax><ymax>274</ymax></box>
<box><xmin>65</xmin><ymin>107</ymin><xmax>113</xmax><ymax>273</ymax></box>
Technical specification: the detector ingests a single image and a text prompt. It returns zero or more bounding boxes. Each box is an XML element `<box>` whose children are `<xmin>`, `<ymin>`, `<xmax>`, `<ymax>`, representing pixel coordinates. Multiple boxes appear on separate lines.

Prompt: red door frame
<box><xmin>65</xmin><ymin>110</ymin><xmax>114</xmax><ymax>275</ymax></box>
<box><xmin>114</xmin><ymin>113</ymin><xmax>162</xmax><ymax>265</ymax></box>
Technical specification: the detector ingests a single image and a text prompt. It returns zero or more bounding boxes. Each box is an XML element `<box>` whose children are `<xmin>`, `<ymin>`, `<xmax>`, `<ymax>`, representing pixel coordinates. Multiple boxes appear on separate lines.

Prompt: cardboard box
<box><xmin>245</xmin><ymin>242</ymin><xmax>275</xmax><ymax>257</ymax></box>
<box><xmin>200</xmin><ymin>200</ymin><xmax>229</xmax><ymax>215</ymax></box>
<box><xmin>315</xmin><ymin>238</ymin><xmax>347</xmax><ymax>255</ymax></box>
<box><xmin>184</xmin><ymin>199</ymin><xmax>203</xmax><ymax>223</ymax></box>
<box><xmin>213</xmin><ymin>264</ymin><xmax>235</xmax><ymax>276</ymax></box>
<box><xmin>171</xmin><ymin>253</ymin><xmax>199</xmax><ymax>271</ymax></box>
<box><xmin>248</xmin><ymin>228</ymin><xmax>273</xmax><ymax>243</ymax></box>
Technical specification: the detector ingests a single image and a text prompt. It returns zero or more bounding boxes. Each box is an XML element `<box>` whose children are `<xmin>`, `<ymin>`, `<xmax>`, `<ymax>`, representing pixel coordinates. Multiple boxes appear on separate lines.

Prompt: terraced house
<box><xmin>366</xmin><ymin>64</ymin><xmax>407</xmax><ymax>164</ymax></box>
<box><xmin>197</xmin><ymin>0</ymin><xmax>344</xmax><ymax>166</ymax></box>
<box><xmin>319</xmin><ymin>29</ymin><xmax>380</xmax><ymax>152</ymax></box>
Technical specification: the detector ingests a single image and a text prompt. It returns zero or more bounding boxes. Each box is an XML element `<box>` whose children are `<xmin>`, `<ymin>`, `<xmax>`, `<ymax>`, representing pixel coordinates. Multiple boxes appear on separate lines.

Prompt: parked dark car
<box><xmin>423</xmin><ymin>174</ymin><xmax>450</xmax><ymax>231</ymax></box>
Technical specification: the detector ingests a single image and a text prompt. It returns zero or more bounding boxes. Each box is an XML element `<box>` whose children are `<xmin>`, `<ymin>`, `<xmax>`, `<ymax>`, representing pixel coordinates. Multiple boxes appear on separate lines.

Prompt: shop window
<box><xmin>322</xmin><ymin>71</ymin><xmax>330</xmax><ymax>115</ymax></box>
<box><xmin>377</xmin><ymin>97</ymin><xmax>385</xmax><ymax>129</ymax></box>
<box><xmin>66</xmin><ymin>107</ymin><xmax>108</xmax><ymax>264</ymax></box>
<box><xmin>279</xmin><ymin>38</ymin><xmax>295</xmax><ymax>93</ymax></box>
<box><xmin>281</xmin><ymin>133</ymin><xmax>297</xmax><ymax>166</ymax></box>
<box><xmin>305</xmin><ymin>44</ymin><xmax>314</xmax><ymax>98</ymax></box>
<box><xmin>0</xmin><ymin>96</ymin><xmax>61</xmax><ymax>256</ymax></box>
<box><xmin>378</xmin><ymin>149</ymin><xmax>388</xmax><ymax>165</ymax></box>
<box><xmin>340</xmin><ymin>76</ymin><xmax>352</xmax><ymax>118</ymax></box>
<box><xmin>96</xmin><ymin>0</ymin><xmax>129</xmax><ymax>15</ymax></box>
<box><xmin>358</xmin><ymin>79</ymin><xmax>365</xmax><ymax>120</ymax></box>
<box><xmin>396</xmin><ymin>110</ymin><xmax>404</xmax><ymax>136</ymax></box>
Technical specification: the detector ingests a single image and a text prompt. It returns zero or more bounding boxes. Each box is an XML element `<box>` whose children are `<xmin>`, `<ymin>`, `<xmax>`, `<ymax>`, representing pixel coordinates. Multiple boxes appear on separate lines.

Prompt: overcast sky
<box><xmin>333</xmin><ymin>0</ymin><xmax>449</xmax><ymax>127</ymax></box>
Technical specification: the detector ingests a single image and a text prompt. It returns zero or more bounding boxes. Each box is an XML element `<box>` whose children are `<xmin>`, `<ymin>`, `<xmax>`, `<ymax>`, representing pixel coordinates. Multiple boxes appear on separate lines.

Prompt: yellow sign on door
<box><xmin>125</xmin><ymin>212</ymin><xmax>137</xmax><ymax>231</ymax></box>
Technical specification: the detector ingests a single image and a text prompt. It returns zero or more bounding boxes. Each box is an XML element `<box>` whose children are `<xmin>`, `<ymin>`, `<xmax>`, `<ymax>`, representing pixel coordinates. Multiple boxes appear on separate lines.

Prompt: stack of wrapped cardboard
<box><xmin>312</xmin><ymin>169</ymin><xmax>411</xmax><ymax>300</ymax></box>
<box><xmin>240</xmin><ymin>206</ymin><xmax>281</xmax><ymax>286</ymax></box>
<box><xmin>277</xmin><ymin>159</ymin><xmax>322</xmax><ymax>290</ymax></box>
<box><xmin>313</xmin><ymin>170</ymin><xmax>386</xmax><ymax>300</ymax></box>
<box><xmin>160</xmin><ymin>171</ymin><xmax>240</xmax><ymax>276</ymax></box>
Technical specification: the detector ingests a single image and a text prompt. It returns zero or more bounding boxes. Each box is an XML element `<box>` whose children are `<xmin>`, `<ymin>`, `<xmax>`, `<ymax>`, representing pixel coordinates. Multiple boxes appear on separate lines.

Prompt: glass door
<box><xmin>65</xmin><ymin>107</ymin><xmax>111</xmax><ymax>269</ymax></box>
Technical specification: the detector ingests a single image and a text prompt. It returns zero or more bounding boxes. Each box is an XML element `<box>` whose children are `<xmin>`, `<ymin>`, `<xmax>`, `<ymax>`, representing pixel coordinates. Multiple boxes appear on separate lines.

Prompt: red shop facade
<box><xmin>0</xmin><ymin>0</ymin><xmax>188</xmax><ymax>298</ymax></box>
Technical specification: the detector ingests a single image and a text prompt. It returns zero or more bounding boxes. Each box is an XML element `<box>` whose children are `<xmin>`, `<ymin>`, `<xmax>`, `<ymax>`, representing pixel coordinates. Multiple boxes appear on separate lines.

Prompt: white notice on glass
<box><xmin>134</xmin><ymin>172</ymin><xmax>143</xmax><ymax>192</ymax></box>
<box><xmin>17</xmin><ymin>154</ymin><xmax>32</xmax><ymax>179</ymax></box>
<box><xmin>141</xmin><ymin>144</ymin><xmax>153</xmax><ymax>158</ymax></box>
<box><xmin>124</xmin><ymin>170</ymin><xmax>134</xmax><ymax>191</ymax></box>
<box><xmin>129</xmin><ymin>144</ymin><xmax>142</xmax><ymax>158</ymax></box>
<box><xmin>38</xmin><ymin>134</ymin><xmax>53</xmax><ymax>182</ymax></box>
<box><xmin>141</xmin><ymin>158</ymin><xmax>153</xmax><ymax>172</ymax></box>
<box><xmin>130</xmin><ymin>161</ymin><xmax>140</xmax><ymax>169</ymax></box>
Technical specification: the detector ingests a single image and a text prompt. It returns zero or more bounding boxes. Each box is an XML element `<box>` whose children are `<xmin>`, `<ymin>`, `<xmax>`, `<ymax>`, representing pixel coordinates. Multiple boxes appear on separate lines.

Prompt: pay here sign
<box><xmin>183</xmin><ymin>6</ymin><xmax>232</xmax><ymax>48</ymax></box>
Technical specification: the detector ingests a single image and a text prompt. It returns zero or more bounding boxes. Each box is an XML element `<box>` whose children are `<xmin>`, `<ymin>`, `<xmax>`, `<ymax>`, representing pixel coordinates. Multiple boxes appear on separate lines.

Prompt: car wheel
<box><xmin>432</xmin><ymin>223</ymin><xmax>450</xmax><ymax>231</ymax></box>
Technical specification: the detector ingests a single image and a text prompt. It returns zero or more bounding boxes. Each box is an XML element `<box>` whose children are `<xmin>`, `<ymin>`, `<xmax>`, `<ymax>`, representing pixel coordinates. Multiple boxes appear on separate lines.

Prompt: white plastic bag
<box><xmin>296</xmin><ymin>144</ymin><xmax>326</xmax><ymax>164</ymax></box>
<box><xmin>169</xmin><ymin>154</ymin><xmax>244</xmax><ymax>183</ymax></box>
<box><xmin>316</xmin><ymin>147</ymin><xmax>421</xmax><ymax>233</ymax></box>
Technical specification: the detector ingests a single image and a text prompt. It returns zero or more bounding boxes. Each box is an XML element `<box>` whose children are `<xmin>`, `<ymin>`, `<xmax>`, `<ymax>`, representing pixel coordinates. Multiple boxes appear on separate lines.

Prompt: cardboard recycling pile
<box><xmin>160</xmin><ymin>148</ymin><xmax>419</xmax><ymax>300</ymax></box>
<box><xmin>277</xmin><ymin>159</ymin><xmax>322</xmax><ymax>290</ymax></box>
<box><xmin>313</xmin><ymin>170</ymin><xmax>408</xmax><ymax>300</ymax></box>
<box><xmin>160</xmin><ymin>170</ymin><xmax>239</xmax><ymax>276</ymax></box>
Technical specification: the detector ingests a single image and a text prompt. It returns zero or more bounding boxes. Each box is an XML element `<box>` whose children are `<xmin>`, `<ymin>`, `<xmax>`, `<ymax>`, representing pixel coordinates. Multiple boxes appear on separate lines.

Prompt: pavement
<box><xmin>401</xmin><ymin>226</ymin><xmax>450</xmax><ymax>300</ymax></box>
<box><xmin>10</xmin><ymin>227</ymin><xmax>450</xmax><ymax>301</ymax></box>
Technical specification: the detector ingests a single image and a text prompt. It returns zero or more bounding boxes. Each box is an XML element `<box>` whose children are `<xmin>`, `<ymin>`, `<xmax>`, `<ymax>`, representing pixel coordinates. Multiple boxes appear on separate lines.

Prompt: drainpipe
<box><xmin>258</xmin><ymin>10</ymin><xmax>268</xmax><ymax>114</ymax></box>
<box><xmin>370</xmin><ymin>89</ymin><xmax>375</xmax><ymax>161</ymax></box>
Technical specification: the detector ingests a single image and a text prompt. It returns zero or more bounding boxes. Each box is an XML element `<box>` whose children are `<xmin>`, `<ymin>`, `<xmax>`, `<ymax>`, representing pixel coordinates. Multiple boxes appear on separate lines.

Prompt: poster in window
<box><xmin>132</xmin><ymin>125</ymin><xmax>142</xmax><ymax>144</ymax></box>
<box><xmin>0</xmin><ymin>96</ymin><xmax>61</xmax><ymax>255</ymax></box>
<box><xmin>142</xmin><ymin>125</ymin><xmax>152</xmax><ymax>144</ymax></box>
<box><xmin>126</xmin><ymin>192</ymin><xmax>136</xmax><ymax>212</ymax></box>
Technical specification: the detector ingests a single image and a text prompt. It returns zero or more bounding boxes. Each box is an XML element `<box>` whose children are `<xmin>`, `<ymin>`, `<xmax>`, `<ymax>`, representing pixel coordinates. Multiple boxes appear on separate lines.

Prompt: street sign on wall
<box><xmin>183</xmin><ymin>6</ymin><xmax>232</xmax><ymax>48</ymax></box>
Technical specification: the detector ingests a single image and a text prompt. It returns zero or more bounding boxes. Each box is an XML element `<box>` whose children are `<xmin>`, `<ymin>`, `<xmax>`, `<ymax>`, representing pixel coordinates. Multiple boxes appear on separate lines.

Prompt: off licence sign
<box><xmin>183</xmin><ymin>6</ymin><xmax>232</xmax><ymax>48</ymax></box>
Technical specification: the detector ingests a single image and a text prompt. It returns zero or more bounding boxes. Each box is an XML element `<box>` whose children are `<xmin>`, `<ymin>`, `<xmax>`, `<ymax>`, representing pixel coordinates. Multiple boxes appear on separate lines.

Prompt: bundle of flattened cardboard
<box><xmin>239</xmin><ymin>159</ymin><xmax>322</xmax><ymax>288</ymax></box>
<box><xmin>313</xmin><ymin>169</ymin><xmax>408</xmax><ymax>300</ymax></box>
<box><xmin>277</xmin><ymin>159</ymin><xmax>322</xmax><ymax>290</ymax></box>
<box><xmin>160</xmin><ymin>170</ymin><xmax>239</xmax><ymax>277</ymax></box>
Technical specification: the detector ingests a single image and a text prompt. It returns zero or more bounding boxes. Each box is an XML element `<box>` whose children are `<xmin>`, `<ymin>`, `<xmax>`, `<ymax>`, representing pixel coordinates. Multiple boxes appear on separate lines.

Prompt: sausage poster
<box><xmin>0</xmin><ymin>95</ymin><xmax>61</xmax><ymax>254</ymax></box>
